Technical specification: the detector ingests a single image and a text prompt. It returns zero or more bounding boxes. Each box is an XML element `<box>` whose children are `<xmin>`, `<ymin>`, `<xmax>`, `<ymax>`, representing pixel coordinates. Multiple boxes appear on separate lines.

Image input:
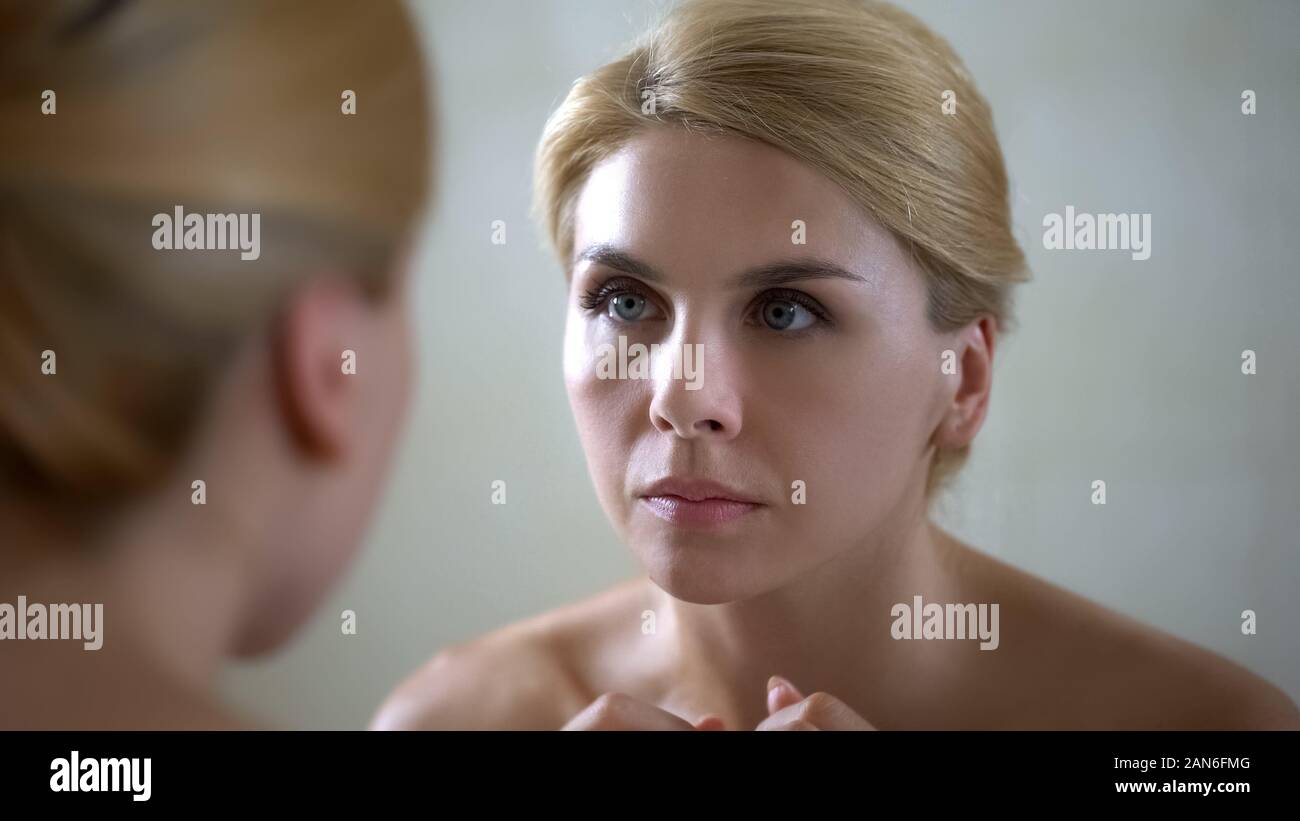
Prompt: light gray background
<box><xmin>220</xmin><ymin>0</ymin><xmax>1300</xmax><ymax>728</ymax></box>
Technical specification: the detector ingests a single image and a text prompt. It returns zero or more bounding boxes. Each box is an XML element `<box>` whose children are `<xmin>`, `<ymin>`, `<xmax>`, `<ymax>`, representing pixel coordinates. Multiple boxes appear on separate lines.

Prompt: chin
<box><xmin>232</xmin><ymin>617</ymin><xmax>302</xmax><ymax>658</ymax></box>
<box><xmin>638</xmin><ymin>538</ymin><xmax>780</xmax><ymax>606</ymax></box>
<box><xmin>232</xmin><ymin>585</ymin><xmax>329</xmax><ymax>658</ymax></box>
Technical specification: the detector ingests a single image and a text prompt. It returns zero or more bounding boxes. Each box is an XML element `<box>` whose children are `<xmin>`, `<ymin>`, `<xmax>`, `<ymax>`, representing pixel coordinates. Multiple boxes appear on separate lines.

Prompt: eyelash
<box><xmin>751</xmin><ymin>288</ymin><xmax>833</xmax><ymax>327</ymax></box>
<box><xmin>577</xmin><ymin>277</ymin><xmax>833</xmax><ymax>330</ymax></box>
<box><xmin>578</xmin><ymin>277</ymin><xmax>643</xmax><ymax>313</ymax></box>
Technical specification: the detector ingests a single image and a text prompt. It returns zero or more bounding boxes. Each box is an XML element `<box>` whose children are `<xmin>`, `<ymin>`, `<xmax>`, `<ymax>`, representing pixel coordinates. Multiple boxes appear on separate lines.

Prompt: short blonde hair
<box><xmin>535</xmin><ymin>0</ymin><xmax>1029</xmax><ymax>501</ymax></box>
<box><xmin>0</xmin><ymin>0</ymin><xmax>431</xmax><ymax>505</ymax></box>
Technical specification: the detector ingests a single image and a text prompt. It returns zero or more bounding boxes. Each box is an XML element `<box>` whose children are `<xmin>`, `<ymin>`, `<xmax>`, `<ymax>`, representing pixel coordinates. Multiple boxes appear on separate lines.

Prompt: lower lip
<box><xmin>640</xmin><ymin>495</ymin><xmax>762</xmax><ymax>527</ymax></box>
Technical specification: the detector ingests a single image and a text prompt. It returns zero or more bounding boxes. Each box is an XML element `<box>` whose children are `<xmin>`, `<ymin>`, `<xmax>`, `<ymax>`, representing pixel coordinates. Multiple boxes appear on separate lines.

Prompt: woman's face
<box><xmin>563</xmin><ymin>127</ymin><xmax>958</xmax><ymax>604</ymax></box>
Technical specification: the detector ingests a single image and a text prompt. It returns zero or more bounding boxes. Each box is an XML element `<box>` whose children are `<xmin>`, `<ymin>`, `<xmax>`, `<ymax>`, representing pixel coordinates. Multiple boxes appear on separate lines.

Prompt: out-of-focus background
<box><xmin>219</xmin><ymin>0</ymin><xmax>1300</xmax><ymax>727</ymax></box>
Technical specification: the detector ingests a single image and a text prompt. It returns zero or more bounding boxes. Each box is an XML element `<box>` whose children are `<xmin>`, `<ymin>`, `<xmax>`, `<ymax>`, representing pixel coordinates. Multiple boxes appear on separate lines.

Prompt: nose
<box><xmin>647</xmin><ymin>331</ymin><xmax>742</xmax><ymax>441</ymax></box>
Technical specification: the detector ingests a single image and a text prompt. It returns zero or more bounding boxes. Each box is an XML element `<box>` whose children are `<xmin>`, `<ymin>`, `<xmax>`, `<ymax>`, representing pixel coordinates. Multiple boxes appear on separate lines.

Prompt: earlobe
<box><xmin>272</xmin><ymin>276</ymin><xmax>364</xmax><ymax>461</ymax></box>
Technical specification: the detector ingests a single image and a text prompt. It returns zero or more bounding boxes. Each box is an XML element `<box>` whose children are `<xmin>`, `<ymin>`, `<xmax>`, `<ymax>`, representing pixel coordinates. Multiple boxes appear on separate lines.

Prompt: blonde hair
<box><xmin>534</xmin><ymin>0</ymin><xmax>1029</xmax><ymax>501</ymax></box>
<box><xmin>0</xmin><ymin>0</ymin><xmax>431</xmax><ymax>504</ymax></box>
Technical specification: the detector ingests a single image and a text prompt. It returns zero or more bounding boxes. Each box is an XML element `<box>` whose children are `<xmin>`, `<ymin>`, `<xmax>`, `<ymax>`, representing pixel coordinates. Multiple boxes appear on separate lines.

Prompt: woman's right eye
<box><xmin>608</xmin><ymin>292</ymin><xmax>651</xmax><ymax>321</ymax></box>
<box><xmin>579</xmin><ymin>280</ymin><xmax>664</xmax><ymax>323</ymax></box>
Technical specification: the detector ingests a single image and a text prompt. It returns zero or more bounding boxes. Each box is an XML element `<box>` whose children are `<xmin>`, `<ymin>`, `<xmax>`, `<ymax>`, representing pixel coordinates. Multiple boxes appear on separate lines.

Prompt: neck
<box><xmin>661</xmin><ymin>490</ymin><xmax>964</xmax><ymax>729</ymax></box>
<box><xmin>0</xmin><ymin>491</ymin><xmax>252</xmax><ymax>695</ymax></box>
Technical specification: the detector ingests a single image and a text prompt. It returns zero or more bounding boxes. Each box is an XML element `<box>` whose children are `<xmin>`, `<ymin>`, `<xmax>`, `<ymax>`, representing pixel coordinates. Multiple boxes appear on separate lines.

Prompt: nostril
<box><xmin>650</xmin><ymin>410</ymin><xmax>678</xmax><ymax>435</ymax></box>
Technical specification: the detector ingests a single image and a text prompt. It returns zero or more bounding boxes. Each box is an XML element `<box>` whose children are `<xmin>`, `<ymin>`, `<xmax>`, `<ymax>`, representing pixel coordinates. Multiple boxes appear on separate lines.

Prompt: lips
<box><xmin>638</xmin><ymin>477</ymin><xmax>764</xmax><ymax>527</ymax></box>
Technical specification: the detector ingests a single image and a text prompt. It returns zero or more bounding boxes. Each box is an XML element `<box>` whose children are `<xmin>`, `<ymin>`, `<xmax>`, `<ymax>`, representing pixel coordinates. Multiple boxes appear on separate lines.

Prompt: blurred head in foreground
<box><xmin>536</xmin><ymin>0</ymin><xmax>1029</xmax><ymax>604</ymax></box>
<box><xmin>0</xmin><ymin>0</ymin><xmax>432</xmax><ymax>669</ymax></box>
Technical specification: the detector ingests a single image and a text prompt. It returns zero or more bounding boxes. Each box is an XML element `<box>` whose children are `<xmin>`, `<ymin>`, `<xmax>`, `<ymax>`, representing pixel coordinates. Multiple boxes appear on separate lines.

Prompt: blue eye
<box><xmin>760</xmin><ymin>299</ymin><xmax>816</xmax><ymax>331</ymax></box>
<box><xmin>578</xmin><ymin>279</ymin><xmax>665</xmax><ymax>323</ymax></box>
<box><xmin>610</xmin><ymin>292</ymin><xmax>650</xmax><ymax>321</ymax></box>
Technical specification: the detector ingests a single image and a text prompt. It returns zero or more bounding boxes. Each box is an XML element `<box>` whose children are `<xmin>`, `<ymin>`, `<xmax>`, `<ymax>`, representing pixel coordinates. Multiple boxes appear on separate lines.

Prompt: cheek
<box><xmin>766</xmin><ymin>340</ymin><xmax>935</xmax><ymax>517</ymax></box>
<box><xmin>563</xmin><ymin>309</ymin><xmax>641</xmax><ymax>440</ymax></box>
<box><xmin>563</xmin><ymin>311</ymin><xmax>645</xmax><ymax>500</ymax></box>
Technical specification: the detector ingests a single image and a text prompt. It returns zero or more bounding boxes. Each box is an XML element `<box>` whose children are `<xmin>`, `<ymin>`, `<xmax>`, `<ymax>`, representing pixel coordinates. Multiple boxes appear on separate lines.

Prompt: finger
<box><xmin>561</xmin><ymin>692</ymin><xmax>699</xmax><ymax>731</ymax></box>
<box><xmin>756</xmin><ymin>692</ymin><xmax>876</xmax><ymax>731</ymax></box>
<box><xmin>766</xmin><ymin>674</ymin><xmax>805</xmax><ymax>714</ymax></box>
<box><xmin>763</xmin><ymin>719</ymin><xmax>820</xmax><ymax>731</ymax></box>
<box><xmin>693</xmin><ymin>714</ymin><xmax>727</xmax><ymax>731</ymax></box>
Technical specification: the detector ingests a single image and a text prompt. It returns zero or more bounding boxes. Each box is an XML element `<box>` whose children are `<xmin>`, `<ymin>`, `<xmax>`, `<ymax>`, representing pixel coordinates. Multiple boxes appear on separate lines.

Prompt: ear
<box><xmin>934</xmin><ymin>314</ymin><xmax>998</xmax><ymax>451</ymax></box>
<box><xmin>272</xmin><ymin>275</ymin><xmax>368</xmax><ymax>461</ymax></box>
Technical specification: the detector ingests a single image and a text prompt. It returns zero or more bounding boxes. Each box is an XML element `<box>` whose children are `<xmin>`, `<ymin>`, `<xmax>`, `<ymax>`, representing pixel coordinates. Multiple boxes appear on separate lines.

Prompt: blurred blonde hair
<box><xmin>534</xmin><ymin>0</ymin><xmax>1029</xmax><ymax>502</ymax></box>
<box><xmin>0</xmin><ymin>0</ymin><xmax>431</xmax><ymax>504</ymax></box>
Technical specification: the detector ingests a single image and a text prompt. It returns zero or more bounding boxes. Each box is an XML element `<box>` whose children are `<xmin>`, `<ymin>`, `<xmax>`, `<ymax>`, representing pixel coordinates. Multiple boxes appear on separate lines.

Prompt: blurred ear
<box><xmin>935</xmin><ymin>315</ymin><xmax>997</xmax><ymax>451</ymax></box>
<box><xmin>272</xmin><ymin>275</ymin><xmax>368</xmax><ymax>461</ymax></box>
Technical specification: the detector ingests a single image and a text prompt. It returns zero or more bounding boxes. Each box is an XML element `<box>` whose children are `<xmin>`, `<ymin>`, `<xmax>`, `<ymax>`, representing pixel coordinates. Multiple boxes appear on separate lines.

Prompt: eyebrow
<box><xmin>572</xmin><ymin>243</ymin><xmax>872</xmax><ymax>289</ymax></box>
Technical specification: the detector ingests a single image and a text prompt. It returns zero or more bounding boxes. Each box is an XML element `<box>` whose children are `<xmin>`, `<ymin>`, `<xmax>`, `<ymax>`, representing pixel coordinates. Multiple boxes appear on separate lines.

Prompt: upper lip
<box><xmin>639</xmin><ymin>477</ymin><xmax>763</xmax><ymax>505</ymax></box>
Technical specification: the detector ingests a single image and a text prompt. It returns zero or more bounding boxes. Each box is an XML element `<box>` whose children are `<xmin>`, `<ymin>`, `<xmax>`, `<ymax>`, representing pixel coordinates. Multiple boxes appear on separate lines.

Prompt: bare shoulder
<box><xmin>370</xmin><ymin>577</ymin><xmax>653</xmax><ymax>730</ymax></box>
<box><xmin>949</xmin><ymin>536</ymin><xmax>1300</xmax><ymax>729</ymax></box>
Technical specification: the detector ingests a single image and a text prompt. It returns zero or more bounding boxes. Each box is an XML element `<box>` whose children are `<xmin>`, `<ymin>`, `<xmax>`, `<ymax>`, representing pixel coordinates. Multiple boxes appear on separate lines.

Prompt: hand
<box><xmin>561</xmin><ymin>692</ymin><xmax>725</xmax><ymax>730</ymax></box>
<box><xmin>756</xmin><ymin>675</ymin><xmax>876</xmax><ymax>730</ymax></box>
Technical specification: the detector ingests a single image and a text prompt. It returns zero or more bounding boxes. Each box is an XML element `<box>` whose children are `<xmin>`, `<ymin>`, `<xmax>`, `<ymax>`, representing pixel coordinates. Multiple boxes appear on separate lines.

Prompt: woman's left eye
<box><xmin>758</xmin><ymin>299</ymin><xmax>815</xmax><ymax>331</ymax></box>
<box><xmin>751</xmin><ymin>291</ymin><xmax>827</xmax><ymax>332</ymax></box>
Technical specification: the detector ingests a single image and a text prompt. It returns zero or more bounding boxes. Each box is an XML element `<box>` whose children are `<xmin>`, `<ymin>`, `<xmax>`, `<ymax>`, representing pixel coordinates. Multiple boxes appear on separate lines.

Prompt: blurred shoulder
<box><xmin>370</xmin><ymin>577</ymin><xmax>653</xmax><ymax>730</ymax></box>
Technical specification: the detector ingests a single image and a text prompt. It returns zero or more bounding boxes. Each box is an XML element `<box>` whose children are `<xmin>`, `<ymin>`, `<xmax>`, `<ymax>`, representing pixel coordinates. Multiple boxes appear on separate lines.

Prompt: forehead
<box><xmin>571</xmin><ymin>126</ymin><xmax>909</xmax><ymax>285</ymax></box>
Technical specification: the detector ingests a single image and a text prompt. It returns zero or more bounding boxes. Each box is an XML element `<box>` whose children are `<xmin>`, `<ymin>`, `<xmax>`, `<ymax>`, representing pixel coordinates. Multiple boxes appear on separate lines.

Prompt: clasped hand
<box><xmin>561</xmin><ymin>675</ymin><xmax>874</xmax><ymax>730</ymax></box>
